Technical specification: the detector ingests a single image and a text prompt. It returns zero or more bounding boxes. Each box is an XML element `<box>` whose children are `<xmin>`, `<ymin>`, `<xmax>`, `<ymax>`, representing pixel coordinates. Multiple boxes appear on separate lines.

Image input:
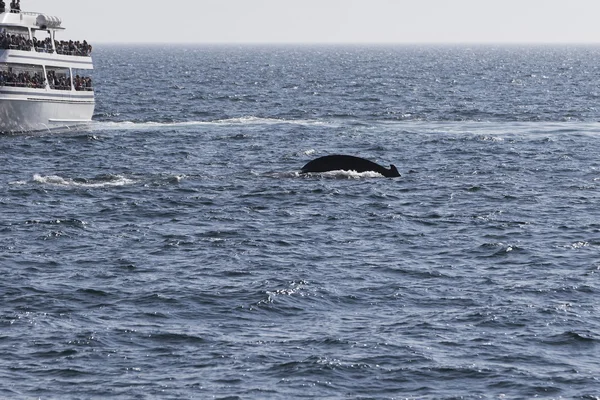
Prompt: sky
<box><xmin>23</xmin><ymin>0</ymin><xmax>600</xmax><ymax>44</ymax></box>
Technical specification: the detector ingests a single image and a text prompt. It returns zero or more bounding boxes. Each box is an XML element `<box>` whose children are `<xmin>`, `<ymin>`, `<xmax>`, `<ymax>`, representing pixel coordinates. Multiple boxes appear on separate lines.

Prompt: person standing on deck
<box><xmin>9</xmin><ymin>0</ymin><xmax>19</xmax><ymax>12</ymax></box>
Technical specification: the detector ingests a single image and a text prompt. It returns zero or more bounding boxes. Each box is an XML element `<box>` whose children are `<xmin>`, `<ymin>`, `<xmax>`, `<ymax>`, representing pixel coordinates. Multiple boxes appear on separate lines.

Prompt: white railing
<box><xmin>0</xmin><ymin>81</ymin><xmax>45</xmax><ymax>89</ymax></box>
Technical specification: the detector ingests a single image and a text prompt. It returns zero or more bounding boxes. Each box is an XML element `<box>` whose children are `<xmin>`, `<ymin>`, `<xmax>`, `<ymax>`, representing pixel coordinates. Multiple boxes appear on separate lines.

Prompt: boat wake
<box><xmin>90</xmin><ymin>116</ymin><xmax>337</xmax><ymax>132</ymax></box>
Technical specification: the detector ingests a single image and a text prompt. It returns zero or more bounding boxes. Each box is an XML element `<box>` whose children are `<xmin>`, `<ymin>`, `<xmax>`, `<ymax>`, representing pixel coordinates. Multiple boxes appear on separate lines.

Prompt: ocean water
<box><xmin>1</xmin><ymin>45</ymin><xmax>600</xmax><ymax>399</ymax></box>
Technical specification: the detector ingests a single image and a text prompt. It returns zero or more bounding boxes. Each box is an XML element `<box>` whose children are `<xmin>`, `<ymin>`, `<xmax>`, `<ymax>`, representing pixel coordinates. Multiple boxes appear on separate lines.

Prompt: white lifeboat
<box><xmin>36</xmin><ymin>14</ymin><xmax>62</xmax><ymax>29</ymax></box>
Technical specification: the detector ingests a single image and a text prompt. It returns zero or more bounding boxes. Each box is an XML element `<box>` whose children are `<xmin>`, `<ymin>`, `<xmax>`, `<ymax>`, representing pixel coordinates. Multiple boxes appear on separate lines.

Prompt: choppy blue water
<box><xmin>2</xmin><ymin>45</ymin><xmax>600</xmax><ymax>399</ymax></box>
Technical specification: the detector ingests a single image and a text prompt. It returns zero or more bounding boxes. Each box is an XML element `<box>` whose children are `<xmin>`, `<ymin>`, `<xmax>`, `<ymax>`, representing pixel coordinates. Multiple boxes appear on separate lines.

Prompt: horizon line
<box><xmin>90</xmin><ymin>41</ymin><xmax>600</xmax><ymax>46</ymax></box>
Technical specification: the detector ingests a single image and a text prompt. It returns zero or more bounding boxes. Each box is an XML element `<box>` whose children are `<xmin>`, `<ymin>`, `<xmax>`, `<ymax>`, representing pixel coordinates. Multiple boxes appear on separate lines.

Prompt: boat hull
<box><xmin>0</xmin><ymin>88</ymin><xmax>94</xmax><ymax>132</ymax></box>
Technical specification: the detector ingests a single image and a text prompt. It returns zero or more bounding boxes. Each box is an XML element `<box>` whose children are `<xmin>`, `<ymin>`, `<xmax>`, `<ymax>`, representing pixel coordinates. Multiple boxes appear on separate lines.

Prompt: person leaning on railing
<box><xmin>0</xmin><ymin>1</ymin><xmax>5</xmax><ymax>13</ymax></box>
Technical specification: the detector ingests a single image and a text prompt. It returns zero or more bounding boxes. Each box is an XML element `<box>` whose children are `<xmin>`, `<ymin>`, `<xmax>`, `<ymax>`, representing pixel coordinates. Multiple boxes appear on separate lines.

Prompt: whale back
<box><xmin>301</xmin><ymin>155</ymin><xmax>400</xmax><ymax>178</ymax></box>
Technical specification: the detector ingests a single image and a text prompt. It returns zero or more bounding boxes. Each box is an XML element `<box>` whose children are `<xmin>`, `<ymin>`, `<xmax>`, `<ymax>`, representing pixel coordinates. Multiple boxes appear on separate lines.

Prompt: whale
<box><xmin>300</xmin><ymin>155</ymin><xmax>400</xmax><ymax>178</ymax></box>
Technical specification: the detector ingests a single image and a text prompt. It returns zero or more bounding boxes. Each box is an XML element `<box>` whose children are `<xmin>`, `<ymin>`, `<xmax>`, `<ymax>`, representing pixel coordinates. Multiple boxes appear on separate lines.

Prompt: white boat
<box><xmin>0</xmin><ymin>1</ymin><xmax>94</xmax><ymax>132</ymax></box>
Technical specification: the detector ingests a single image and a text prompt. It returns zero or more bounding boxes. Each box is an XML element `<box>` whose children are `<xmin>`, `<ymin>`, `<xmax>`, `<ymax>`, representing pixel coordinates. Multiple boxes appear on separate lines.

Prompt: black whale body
<box><xmin>301</xmin><ymin>155</ymin><xmax>400</xmax><ymax>178</ymax></box>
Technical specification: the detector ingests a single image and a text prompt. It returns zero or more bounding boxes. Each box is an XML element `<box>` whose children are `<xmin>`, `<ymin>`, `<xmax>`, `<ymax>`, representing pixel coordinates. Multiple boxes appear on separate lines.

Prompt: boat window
<box><xmin>0</xmin><ymin>63</ymin><xmax>45</xmax><ymax>88</ymax></box>
<box><xmin>0</xmin><ymin>27</ymin><xmax>32</xmax><ymax>51</ymax></box>
<box><xmin>0</xmin><ymin>27</ymin><xmax>29</xmax><ymax>36</ymax></box>
<box><xmin>72</xmin><ymin>69</ymin><xmax>93</xmax><ymax>91</ymax></box>
<box><xmin>32</xmin><ymin>29</ymin><xmax>53</xmax><ymax>53</ymax></box>
<box><xmin>46</xmin><ymin>66</ymin><xmax>71</xmax><ymax>90</ymax></box>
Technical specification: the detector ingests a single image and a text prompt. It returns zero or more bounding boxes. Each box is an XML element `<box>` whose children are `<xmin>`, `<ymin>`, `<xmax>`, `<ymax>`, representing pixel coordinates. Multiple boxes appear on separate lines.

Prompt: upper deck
<box><xmin>0</xmin><ymin>7</ymin><xmax>47</xmax><ymax>29</ymax></box>
<box><xmin>0</xmin><ymin>6</ymin><xmax>93</xmax><ymax>69</ymax></box>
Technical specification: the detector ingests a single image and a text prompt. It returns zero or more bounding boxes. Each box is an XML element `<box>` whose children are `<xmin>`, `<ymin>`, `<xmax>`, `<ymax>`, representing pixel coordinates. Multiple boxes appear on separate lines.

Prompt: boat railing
<box><xmin>0</xmin><ymin>81</ymin><xmax>94</xmax><ymax>92</ymax></box>
<box><xmin>0</xmin><ymin>42</ymin><xmax>92</xmax><ymax>57</ymax></box>
<box><xmin>46</xmin><ymin>85</ymin><xmax>94</xmax><ymax>92</ymax></box>
<box><xmin>48</xmin><ymin>84</ymin><xmax>71</xmax><ymax>91</ymax></box>
<box><xmin>20</xmin><ymin>11</ymin><xmax>43</xmax><ymax>17</ymax></box>
<box><xmin>55</xmin><ymin>47</ymin><xmax>92</xmax><ymax>57</ymax></box>
<box><xmin>0</xmin><ymin>79</ymin><xmax>93</xmax><ymax>91</ymax></box>
<box><xmin>0</xmin><ymin>33</ymin><xmax>92</xmax><ymax>57</ymax></box>
<box><xmin>35</xmin><ymin>46</ymin><xmax>53</xmax><ymax>53</ymax></box>
<box><xmin>7</xmin><ymin>43</ymin><xmax>31</xmax><ymax>51</ymax></box>
<box><xmin>0</xmin><ymin>81</ymin><xmax>45</xmax><ymax>89</ymax></box>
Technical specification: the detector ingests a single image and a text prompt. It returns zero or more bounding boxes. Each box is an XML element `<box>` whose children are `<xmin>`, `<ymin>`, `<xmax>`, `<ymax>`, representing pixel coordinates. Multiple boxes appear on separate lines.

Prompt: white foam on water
<box><xmin>306</xmin><ymin>170</ymin><xmax>385</xmax><ymax>179</ymax></box>
<box><xmin>8</xmin><ymin>180</ymin><xmax>28</xmax><ymax>186</ymax></box>
<box><xmin>90</xmin><ymin>116</ymin><xmax>337</xmax><ymax>132</ymax></box>
<box><xmin>33</xmin><ymin>174</ymin><xmax>135</xmax><ymax>188</ymax></box>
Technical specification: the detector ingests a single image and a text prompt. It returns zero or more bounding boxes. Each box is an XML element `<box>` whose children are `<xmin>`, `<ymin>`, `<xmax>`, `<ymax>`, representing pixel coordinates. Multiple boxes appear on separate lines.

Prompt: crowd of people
<box><xmin>33</xmin><ymin>37</ymin><xmax>53</xmax><ymax>52</ymax></box>
<box><xmin>0</xmin><ymin>69</ymin><xmax>93</xmax><ymax>91</ymax></box>
<box><xmin>46</xmin><ymin>70</ymin><xmax>93</xmax><ymax>91</ymax></box>
<box><xmin>0</xmin><ymin>70</ymin><xmax>45</xmax><ymax>88</ymax></box>
<box><xmin>45</xmin><ymin>70</ymin><xmax>70</xmax><ymax>90</ymax></box>
<box><xmin>0</xmin><ymin>32</ymin><xmax>31</xmax><ymax>51</ymax></box>
<box><xmin>55</xmin><ymin>40</ymin><xmax>92</xmax><ymax>57</ymax></box>
<box><xmin>0</xmin><ymin>33</ymin><xmax>92</xmax><ymax>56</ymax></box>
<box><xmin>73</xmin><ymin>74</ymin><xmax>93</xmax><ymax>91</ymax></box>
